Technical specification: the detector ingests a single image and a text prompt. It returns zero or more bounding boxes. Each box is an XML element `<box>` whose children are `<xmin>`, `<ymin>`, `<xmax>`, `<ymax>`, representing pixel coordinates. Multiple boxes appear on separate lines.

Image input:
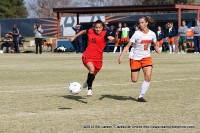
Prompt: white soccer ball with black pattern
<box><xmin>68</xmin><ymin>82</ymin><xmax>81</xmax><ymax>94</ymax></box>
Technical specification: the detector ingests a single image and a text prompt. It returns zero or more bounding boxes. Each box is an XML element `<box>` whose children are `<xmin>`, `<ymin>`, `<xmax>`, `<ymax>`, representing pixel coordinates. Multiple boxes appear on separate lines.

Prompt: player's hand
<box><xmin>118</xmin><ymin>56</ymin><xmax>122</xmax><ymax>64</ymax></box>
<box><xmin>154</xmin><ymin>45</ymin><xmax>160</xmax><ymax>54</ymax></box>
<box><xmin>69</xmin><ymin>37</ymin><xmax>75</xmax><ymax>42</ymax></box>
<box><xmin>115</xmin><ymin>30</ymin><xmax>119</xmax><ymax>36</ymax></box>
<box><xmin>156</xmin><ymin>50</ymin><xmax>161</xmax><ymax>54</ymax></box>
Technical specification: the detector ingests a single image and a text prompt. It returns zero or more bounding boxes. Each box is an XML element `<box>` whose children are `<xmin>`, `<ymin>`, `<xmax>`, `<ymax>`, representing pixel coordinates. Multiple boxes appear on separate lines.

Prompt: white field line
<box><xmin>0</xmin><ymin>77</ymin><xmax>200</xmax><ymax>93</ymax></box>
<box><xmin>0</xmin><ymin>88</ymin><xmax>62</xmax><ymax>93</ymax></box>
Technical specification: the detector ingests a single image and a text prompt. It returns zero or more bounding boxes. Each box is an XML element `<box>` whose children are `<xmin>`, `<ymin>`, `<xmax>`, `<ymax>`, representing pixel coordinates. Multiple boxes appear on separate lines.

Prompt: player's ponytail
<box><xmin>144</xmin><ymin>16</ymin><xmax>155</xmax><ymax>27</ymax></box>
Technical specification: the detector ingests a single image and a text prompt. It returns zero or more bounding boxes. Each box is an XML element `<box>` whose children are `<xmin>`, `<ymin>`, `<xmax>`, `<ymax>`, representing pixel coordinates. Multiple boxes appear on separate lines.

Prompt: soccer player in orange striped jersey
<box><xmin>113</xmin><ymin>23</ymin><xmax>123</xmax><ymax>53</ymax></box>
<box><xmin>118</xmin><ymin>16</ymin><xmax>160</xmax><ymax>102</ymax></box>
<box><xmin>70</xmin><ymin>20</ymin><xmax>118</xmax><ymax>97</ymax></box>
<box><xmin>156</xmin><ymin>26</ymin><xmax>165</xmax><ymax>52</ymax></box>
<box><xmin>166</xmin><ymin>22</ymin><xmax>176</xmax><ymax>53</ymax></box>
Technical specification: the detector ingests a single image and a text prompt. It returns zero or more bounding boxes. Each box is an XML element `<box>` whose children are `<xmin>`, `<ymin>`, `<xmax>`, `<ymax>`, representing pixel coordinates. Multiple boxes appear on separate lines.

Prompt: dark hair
<box><xmin>13</xmin><ymin>24</ymin><xmax>17</xmax><ymax>28</ymax></box>
<box><xmin>94</xmin><ymin>20</ymin><xmax>105</xmax><ymax>29</ymax></box>
<box><xmin>134</xmin><ymin>24</ymin><xmax>138</xmax><ymax>28</ymax></box>
<box><xmin>140</xmin><ymin>16</ymin><xmax>155</xmax><ymax>26</ymax></box>
<box><xmin>158</xmin><ymin>25</ymin><xmax>162</xmax><ymax>29</ymax></box>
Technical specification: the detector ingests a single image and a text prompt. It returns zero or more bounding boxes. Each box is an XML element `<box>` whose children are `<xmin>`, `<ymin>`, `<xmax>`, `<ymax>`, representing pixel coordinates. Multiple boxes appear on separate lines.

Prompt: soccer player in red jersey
<box><xmin>70</xmin><ymin>20</ymin><xmax>118</xmax><ymax>96</ymax></box>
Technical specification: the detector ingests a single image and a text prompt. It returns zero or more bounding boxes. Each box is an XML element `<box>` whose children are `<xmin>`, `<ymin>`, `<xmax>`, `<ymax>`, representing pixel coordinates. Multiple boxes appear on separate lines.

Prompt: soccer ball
<box><xmin>0</xmin><ymin>50</ymin><xmax>3</xmax><ymax>54</ymax></box>
<box><xmin>68</xmin><ymin>82</ymin><xmax>81</xmax><ymax>94</ymax></box>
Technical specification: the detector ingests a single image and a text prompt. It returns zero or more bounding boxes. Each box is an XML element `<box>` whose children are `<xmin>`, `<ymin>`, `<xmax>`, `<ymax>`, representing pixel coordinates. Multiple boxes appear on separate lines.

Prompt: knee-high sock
<box><xmin>159</xmin><ymin>47</ymin><xmax>162</xmax><ymax>52</ymax></box>
<box><xmin>169</xmin><ymin>45</ymin><xmax>172</xmax><ymax>53</ymax></box>
<box><xmin>87</xmin><ymin>73</ymin><xmax>95</xmax><ymax>90</ymax></box>
<box><xmin>139</xmin><ymin>81</ymin><xmax>150</xmax><ymax>98</ymax></box>
<box><xmin>113</xmin><ymin>46</ymin><xmax>117</xmax><ymax>53</ymax></box>
<box><xmin>172</xmin><ymin>45</ymin><xmax>175</xmax><ymax>52</ymax></box>
<box><xmin>120</xmin><ymin>46</ymin><xmax>122</xmax><ymax>53</ymax></box>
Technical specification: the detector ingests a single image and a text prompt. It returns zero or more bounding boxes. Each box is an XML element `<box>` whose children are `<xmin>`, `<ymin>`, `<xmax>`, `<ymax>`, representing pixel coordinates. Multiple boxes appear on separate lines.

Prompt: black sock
<box><xmin>87</xmin><ymin>73</ymin><xmax>95</xmax><ymax>90</ymax></box>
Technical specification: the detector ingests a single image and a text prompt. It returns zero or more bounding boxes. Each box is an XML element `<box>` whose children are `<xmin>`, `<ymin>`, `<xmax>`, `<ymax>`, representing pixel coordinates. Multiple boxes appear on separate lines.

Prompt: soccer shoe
<box><xmin>87</xmin><ymin>89</ymin><xmax>92</xmax><ymax>97</ymax></box>
<box><xmin>137</xmin><ymin>97</ymin><xmax>147</xmax><ymax>102</ymax></box>
<box><xmin>83</xmin><ymin>82</ymin><xmax>88</xmax><ymax>89</ymax></box>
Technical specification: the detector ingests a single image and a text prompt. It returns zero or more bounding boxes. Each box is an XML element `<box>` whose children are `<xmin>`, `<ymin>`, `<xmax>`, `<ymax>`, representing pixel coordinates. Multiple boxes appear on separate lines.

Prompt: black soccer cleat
<box><xmin>137</xmin><ymin>97</ymin><xmax>147</xmax><ymax>102</ymax></box>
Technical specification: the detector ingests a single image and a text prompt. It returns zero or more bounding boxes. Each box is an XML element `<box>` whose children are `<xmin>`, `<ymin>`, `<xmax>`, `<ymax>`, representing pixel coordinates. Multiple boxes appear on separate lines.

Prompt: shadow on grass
<box><xmin>61</xmin><ymin>95</ymin><xmax>87</xmax><ymax>104</ymax></box>
<box><xmin>58</xmin><ymin>107</ymin><xmax>72</xmax><ymax>110</ymax></box>
<box><xmin>99</xmin><ymin>94</ymin><xmax>138</xmax><ymax>101</ymax></box>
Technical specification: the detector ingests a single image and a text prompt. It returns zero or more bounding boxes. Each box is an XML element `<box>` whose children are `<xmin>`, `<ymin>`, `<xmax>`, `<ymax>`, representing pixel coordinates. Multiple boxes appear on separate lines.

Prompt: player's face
<box><xmin>118</xmin><ymin>23</ymin><xmax>122</xmax><ymax>28</ymax></box>
<box><xmin>94</xmin><ymin>23</ymin><xmax>104</xmax><ymax>34</ymax></box>
<box><xmin>182</xmin><ymin>21</ymin><xmax>186</xmax><ymax>26</ymax></box>
<box><xmin>166</xmin><ymin>23</ymin><xmax>170</xmax><ymax>28</ymax></box>
<box><xmin>197</xmin><ymin>21</ymin><xmax>200</xmax><ymax>26</ymax></box>
<box><xmin>138</xmin><ymin>18</ymin><xmax>148</xmax><ymax>30</ymax></box>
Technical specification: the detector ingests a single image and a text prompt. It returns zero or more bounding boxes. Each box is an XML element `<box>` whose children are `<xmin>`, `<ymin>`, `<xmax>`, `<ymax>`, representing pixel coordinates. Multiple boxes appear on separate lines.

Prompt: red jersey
<box><xmin>83</xmin><ymin>29</ymin><xmax>108</xmax><ymax>61</ymax></box>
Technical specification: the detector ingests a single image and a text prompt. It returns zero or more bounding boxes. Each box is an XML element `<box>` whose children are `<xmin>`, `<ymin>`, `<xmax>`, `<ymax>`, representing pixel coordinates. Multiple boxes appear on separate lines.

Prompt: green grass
<box><xmin>0</xmin><ymin>52</ymin><xmax>199</xmax><ymax>133</ymax></box>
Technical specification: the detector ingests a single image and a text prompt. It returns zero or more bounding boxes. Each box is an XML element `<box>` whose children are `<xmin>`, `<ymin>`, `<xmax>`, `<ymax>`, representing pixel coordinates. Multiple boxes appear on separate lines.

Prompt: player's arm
<box><xmin>107</xmin><ymin>35</ymin><xmax>118</xmax><ymax>43</ymax></box>
<box><xmin>161</xmin><ymin>31</ymin><xmax>165</xmax><ymax>40</ymax></box>
<box><xmin>107</xmin><ymin>30</ymin><xmax>119</xmax><ymax>43</ymax></box>
<box><xmin>184</xmin><ymin>27</ymin><xmax>188</xmax><ymax>35</ymax></box>
<box><xmin>153</xmin><ymin>33</ymin><xmax>161</xmax><ymax>54</ymax></box>
<box><xmin>172</xmin><ymin>28</ymin><xmax>176</xmax><ymax>37</ymax></box>
<box><xmin>69</xmin><ymin>30</ymin><xmax>86</xmax><ymax>42</ymax></box>
<box><xmin>153</xmin><ymin>41</ymin><xmax>161</xmax><ymax>54</ymax></box>
<box><xmin>127</xmin><ymin>30</ymin><xmax>130</xmax><ymax>39</ymax></box>
<box><xmin>118</xmin><ymin>41</ymin><xmax>133</xmax><ymax>64</ymax></box>
<box><xmin>14</xmin><ymin>29</ymin><xmax>19</xmax><ymax>36</ymax></box>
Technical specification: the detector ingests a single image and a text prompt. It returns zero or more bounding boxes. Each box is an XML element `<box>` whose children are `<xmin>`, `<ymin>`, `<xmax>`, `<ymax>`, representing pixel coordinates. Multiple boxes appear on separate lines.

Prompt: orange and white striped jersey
<box><xmin>129</xmin><ymin>30</ymin><xmax>157</xmax><ymax>60</ymax></box>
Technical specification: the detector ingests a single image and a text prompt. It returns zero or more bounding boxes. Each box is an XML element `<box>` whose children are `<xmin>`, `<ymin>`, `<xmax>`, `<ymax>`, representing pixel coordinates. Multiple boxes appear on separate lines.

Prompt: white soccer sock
<box><xmin>113</xmin><ymin>46</ymin><xmax>117</xmax><ymax>53</ymax></box>
<box><xmin>169</xmin><ymin>45</ymin><xmax>172</xmax><ymax>53</ymax></box>
<box><xmin>120</xmin><ymin>46</ymin><xmax>122</xmax><ymax>53</ymax></box>
<box><xmin>159</xmin><ymin>47</ymin><xmax>162</xmax><ymax>52</ymax></box>
<box><xmin>139</xmin><ymin>81</ymin><xmax>150</xmax><ymax>98</ymax></box>
<box><xmin>172</xmin><ymin>45</ymin><xmax>175</xmax><ymax>52</ymax></box>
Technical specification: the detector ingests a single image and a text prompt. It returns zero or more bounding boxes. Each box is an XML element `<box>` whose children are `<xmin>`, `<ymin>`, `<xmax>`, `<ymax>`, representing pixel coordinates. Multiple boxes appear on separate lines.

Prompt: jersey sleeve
<box><xmin>86</xmin><ymin>29</ymin><xmax>89</xmax><ymax>34</ymax></box>
<box><xmin>127</xmin><ymin>27</ymin><xmax>130</xmax><ymax>31</ymax></box>
<box><xmin>152</xmin><ymin>32</ymin><xmax>157</xmax><ymax>43</ymax></box>
<box><xmin>129</xmin><ymin>32</ymin><xmax>137</xmax><ymax>43</ymax></box>
<box><xmin>104</xmin><ymin>31</ymin><xmax>110</xmax><ymax>41</ymax></box>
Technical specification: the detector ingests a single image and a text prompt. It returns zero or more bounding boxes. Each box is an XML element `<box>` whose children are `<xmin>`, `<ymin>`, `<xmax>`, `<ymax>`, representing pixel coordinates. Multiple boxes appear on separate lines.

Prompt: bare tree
<box><xmin>88</xmin><ymin>0</ymin><xmax>143</xmax><ymax>6</ymax></box>
<box><xmin>26</xmin><ymin>0</ymin><xmax>71</xmax><ymax>18</ymax></box>
<box><xmin>25</xmin><ymin>0</ymin><xmax>200</xmax><ymax>18</ymax></box>
<box><xmin>26</xmin><ymin>0</ymin><xmax>146</xmax><ymax>18</ymax></box>
<box><xmin>194</xmin><ymin>0</ymin><xmax>200</xmax><ymax>4</ymax></box>
<box><xmin>67</xmin><ymin>0</ymin><xmax>92</xmax><ymax>7</ymax></box>
<box><xmin>85</xmin><ymin>0</ymin><xmax>144</xmax><ymax>15</ymax></box>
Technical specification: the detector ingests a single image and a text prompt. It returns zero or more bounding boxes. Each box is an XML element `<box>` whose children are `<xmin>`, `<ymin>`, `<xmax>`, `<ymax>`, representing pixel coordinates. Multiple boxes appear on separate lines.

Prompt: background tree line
<box><xmin>0</xmin><ymin>0</ymin><xmax>199</xmax><ymax>19</ymax></box>
<box><xmin>0</xmin><ymin>0</ymin><xmax>27</xmax><ymax>19</ymax></box>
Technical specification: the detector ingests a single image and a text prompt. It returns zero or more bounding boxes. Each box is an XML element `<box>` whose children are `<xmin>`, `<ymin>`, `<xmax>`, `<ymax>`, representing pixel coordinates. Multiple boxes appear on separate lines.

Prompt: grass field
<box><xmin>0</xmin><ymin>52</ymin><xmax>199</xmax><ymax>133</ymax></box>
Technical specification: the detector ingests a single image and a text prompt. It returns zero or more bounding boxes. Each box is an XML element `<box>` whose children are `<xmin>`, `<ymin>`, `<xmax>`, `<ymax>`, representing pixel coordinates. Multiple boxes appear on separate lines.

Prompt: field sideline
<box><xmin>0</xmin><ymin>52</ymin><xmax>199</xmax><ymax>133</ymax></box>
